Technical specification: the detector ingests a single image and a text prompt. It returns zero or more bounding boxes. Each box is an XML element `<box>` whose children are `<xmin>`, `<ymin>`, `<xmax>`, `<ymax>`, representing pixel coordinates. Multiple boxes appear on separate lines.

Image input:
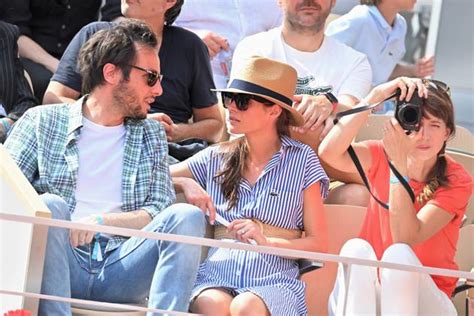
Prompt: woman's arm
<box><xmin>319</xmin><ymin>77</ymin><xmax>427</xmax><ymax>175</ymax></box>
<box><xmin>228</xmin><ymin>182</ymin><xmax>328</xmax><ymax>253</ymax></box>
<box><xmin>389</xmin><ymin>181</ymin><xmax>454</xmax><ymax>245</ymax></box>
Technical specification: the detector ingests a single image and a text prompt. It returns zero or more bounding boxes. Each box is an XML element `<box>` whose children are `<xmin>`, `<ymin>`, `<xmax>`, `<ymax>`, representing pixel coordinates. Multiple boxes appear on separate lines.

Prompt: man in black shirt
<box><xmin>44</xmin><ymin>0</ymin><xmax>223</xmax><ymax>162</ymax></box>
<box><xmin>2</xmin><ymin>0</ymin><xmax>103</xmax><ymax>101</ymax></box>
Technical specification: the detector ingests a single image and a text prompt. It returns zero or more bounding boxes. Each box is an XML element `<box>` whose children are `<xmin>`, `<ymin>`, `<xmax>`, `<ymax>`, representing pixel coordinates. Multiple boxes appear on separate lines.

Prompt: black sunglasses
<box><xmin>128</xmin><ymin>65</ymin><xmax>163</xmax><ymax>87</ymax></box>
<box><xmin>423</xmin><ymin>79</ymin><xmax>451</xmax><ymax>97</ymax></box>
<box><xmin>221</xmin><ymin>92</ymin><xmax>274</xmax><ymax>111</ymax></box>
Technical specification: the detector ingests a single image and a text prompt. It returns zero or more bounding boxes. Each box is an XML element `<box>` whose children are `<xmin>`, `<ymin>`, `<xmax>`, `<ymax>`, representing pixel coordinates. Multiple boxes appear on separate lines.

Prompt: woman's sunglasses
<box><xmin>221</xmin><ymin>92</ymin><xmax>274</xmax><ymax>111</ymax></box>
<box><xmin>423</xmin><ymin>79</ymin><xmax>451</xmax><ymax>97</ymax></box>
<box><xmin>128</xmin><ymin>65</ymin><xmax>163</xmax><ymax>87</ymax></box>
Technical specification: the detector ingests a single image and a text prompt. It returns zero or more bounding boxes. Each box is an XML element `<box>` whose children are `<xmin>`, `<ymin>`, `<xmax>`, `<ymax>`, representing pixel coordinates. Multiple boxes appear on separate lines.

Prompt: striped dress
<box><xmin>187</xmin><ymin>136</ymin><xmax>329</xmax><ymax>315</ymax></box>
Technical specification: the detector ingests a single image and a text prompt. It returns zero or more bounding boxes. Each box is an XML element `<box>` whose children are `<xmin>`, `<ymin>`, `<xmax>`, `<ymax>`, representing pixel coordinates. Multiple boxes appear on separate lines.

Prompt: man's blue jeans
<box><xmin>38</xmin><ymin>193</ymin><xmax>206</xmax><ymax>316</ymax></box>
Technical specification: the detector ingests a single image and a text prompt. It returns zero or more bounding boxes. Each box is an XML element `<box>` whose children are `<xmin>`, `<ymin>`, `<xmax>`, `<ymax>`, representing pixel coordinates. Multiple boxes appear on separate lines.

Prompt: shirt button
<box><xmin>67</xmin><ymin>4</ymin><xmax>71</xmax><ymax>9</ymax></box>
<box><xmin>57</xmin><ymin>43</ymin><xmax>62</xmax><ymax>48</ymax></box>
<box><xmin>61</xmin><ymin>24</ymin><xmax>66</xmax><ymax>30</ymax></box>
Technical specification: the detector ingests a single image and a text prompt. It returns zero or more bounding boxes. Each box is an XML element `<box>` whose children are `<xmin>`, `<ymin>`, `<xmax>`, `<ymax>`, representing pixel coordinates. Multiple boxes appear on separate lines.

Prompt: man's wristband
<box><xmin>94</xmin><ymin>214</ymin><xmax>104</xmax><ymax>225</ymax></box>
<box><xmin>390</xmin><ymin>176</ymin><xmax>410</xmax><ymax>184</ymax></box>
<box><xmin>0</xmin><ymin>118</ymin><xmax>12</xmax><ymax>133</ymax></box>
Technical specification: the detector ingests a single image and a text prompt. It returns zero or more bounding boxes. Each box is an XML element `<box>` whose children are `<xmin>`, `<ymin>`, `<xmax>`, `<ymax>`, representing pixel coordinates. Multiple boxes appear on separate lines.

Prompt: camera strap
<box><xmin>332</xmin><ymin>92</ymin><xmax>398</xmax><ymax>125</ymax></box>
<box><xmin>332</xmin><ymin>93</ymin><xmax>416</xmax><ymax>210</ymax></box>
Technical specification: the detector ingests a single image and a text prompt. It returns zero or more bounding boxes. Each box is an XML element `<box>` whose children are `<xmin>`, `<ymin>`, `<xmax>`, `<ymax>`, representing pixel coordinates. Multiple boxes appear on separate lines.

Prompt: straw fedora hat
<box><xmin>213</xmin><ymin>56</ymin><xmax>304</xmax><ymax>126</ymax></box>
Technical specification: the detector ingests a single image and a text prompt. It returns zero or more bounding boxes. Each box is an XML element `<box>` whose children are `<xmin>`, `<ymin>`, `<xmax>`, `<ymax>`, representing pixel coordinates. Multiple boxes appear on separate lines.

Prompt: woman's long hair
<box><xmin>416</xmin><ymin>82</ymin><xmax>455</xmax><ymax>204</ymax></box>
<box><xmin>214</xmin><ymin>109</ymin><xmax>289</xmax><ymax>210</ymax></box>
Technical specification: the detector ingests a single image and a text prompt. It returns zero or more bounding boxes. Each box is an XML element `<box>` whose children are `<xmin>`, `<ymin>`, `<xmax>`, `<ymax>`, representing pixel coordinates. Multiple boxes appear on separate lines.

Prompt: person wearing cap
<box><xmin>171</xmin><ymin>56</ymin><xmax>329</xmax><ymax>315</ymax></box>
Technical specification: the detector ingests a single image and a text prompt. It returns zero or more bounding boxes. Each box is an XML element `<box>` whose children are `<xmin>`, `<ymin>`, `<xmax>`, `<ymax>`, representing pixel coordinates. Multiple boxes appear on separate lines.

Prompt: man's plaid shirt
<box><xmin>4</xmin><ymin>97</ymin><xmax>175</xmax><ymax>252</ymax></box>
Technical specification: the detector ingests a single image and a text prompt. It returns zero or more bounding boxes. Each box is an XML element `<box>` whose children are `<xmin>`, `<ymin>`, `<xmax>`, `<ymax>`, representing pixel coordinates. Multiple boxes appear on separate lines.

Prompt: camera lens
<box><xmin>395</xmin><ymin>91</ymin><xmax>423</xmax><ymax>131</ymax></box>
<box><xmin>400</xmin><ymin>105</ymin><xmax>419</xmax><ymax>125</ymax></box>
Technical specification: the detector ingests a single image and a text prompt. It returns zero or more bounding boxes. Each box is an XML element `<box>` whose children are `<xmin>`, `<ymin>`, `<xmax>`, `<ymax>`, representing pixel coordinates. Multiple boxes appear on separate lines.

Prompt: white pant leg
<box><xmin>380</xmin><ymin>243</ymin><xmax>456</xmax><ymax>316</ymax></box>
<box><xmin>329</xmin><ymin>238</ymin><xmax>378</xmax><ymax>316</ymax></box>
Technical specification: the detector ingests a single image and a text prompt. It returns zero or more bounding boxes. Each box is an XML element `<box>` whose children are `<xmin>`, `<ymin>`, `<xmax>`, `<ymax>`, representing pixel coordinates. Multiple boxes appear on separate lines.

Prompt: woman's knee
<box><xmin>41</xmin><ymin>193</ymin><xmax>70</xmax><ymax>221</ymax></box>
<box><xmin>381</xmin><ymin>243</ymin><xmax>418</xmax><ymax>265</ymax></box>
<box><xmin>191</xmin><ymin>289</ymin><xmax>232</xmax><ymax>316</ymax></box>
<box><xmin>230</xmin><ymin>292</ymin><xmax>269</xmax><ymax>316</ymax></box>
<box><xmin>340</xmin><ymin>238</ymin><xmax>376</xmax><ymax>260</ymax></box>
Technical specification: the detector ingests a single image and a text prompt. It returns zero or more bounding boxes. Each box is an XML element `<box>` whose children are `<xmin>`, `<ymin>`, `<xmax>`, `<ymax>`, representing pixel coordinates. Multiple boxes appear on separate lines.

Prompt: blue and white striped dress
<box><xmin>187</xmin><ymin>136</ymin><xmax>329</xmax><ymax>315</ymax></box>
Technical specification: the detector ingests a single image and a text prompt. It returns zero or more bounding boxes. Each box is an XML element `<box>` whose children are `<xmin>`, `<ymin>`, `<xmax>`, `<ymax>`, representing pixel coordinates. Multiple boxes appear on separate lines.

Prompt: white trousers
<box><xmin>328</xmin><ymin>238</ymin><xmax>456</xmax><ymax>316</ymax></box>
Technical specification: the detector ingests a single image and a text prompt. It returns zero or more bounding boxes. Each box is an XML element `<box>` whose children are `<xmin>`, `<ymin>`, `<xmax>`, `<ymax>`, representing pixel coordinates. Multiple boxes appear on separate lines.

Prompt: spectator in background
<box><xmin>43</xmin><ymin>0</ymin><xmax>223</xmax><ymax>163</ymax></box>
<box><xmin>232</xmin><ymin>0</ymin><xmax>373</xmax><ymax>206</ymax></box>
<box><xmin>326</xmin><ymin>0</ymin><xmax>435</xmax><ymax>87</ymax></box>
<box><xmin>0</xmin><ymin>21</ymin><xmax>38</xmax><ymax>143</ymax></box>
<box><xmin>2</xmin><ymin>0</ymin><xmax>104</xmax><ymax>102</ymax></box>
<box><xmin>173</xmin><ymin>0</ymin><xmax>283</xmax><ymax>89</ymax></box>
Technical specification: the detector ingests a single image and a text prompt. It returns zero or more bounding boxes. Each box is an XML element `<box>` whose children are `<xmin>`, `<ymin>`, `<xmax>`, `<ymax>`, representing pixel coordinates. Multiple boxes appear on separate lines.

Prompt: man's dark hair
<box><xmin>165</xmin><ymin>0</ymin><xmax>184</xmax><ymax>25</ymax></box>
<box><xmin>78</xmin><ymin>19</ymin><xmax>157</xmax><ymax>94</ymax></box>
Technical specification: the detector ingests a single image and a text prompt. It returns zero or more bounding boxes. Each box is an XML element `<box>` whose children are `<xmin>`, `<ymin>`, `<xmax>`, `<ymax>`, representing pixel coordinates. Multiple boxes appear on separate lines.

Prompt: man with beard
<box><xmin>232</xmin><ymin>0</ymin><xmax>373</xmax><ymax>206</ymax></box>
<box><xmin>4</xmin><ymin>20</ymin><xmax>206</xmax><ymax>316</ymax></box>
<box><xmin>43</xmin><ymin>0</ymin><xmax>223</xmax><ymax>163</ymax></box>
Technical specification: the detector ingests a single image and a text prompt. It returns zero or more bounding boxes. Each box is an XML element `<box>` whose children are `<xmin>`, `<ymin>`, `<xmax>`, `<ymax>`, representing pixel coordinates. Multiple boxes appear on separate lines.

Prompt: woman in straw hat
<box><xmin>171</xmin><ymin>56</ymin><xmax>329</xmax><ymax>315</ymax></box>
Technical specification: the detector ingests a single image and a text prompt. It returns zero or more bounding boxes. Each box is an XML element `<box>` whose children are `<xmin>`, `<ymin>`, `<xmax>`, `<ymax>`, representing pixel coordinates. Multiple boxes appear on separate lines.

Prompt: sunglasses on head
<box><xmin>221</xmin><ymin>92</ymin><xmax>274</xmax><ymax>111</ymax></box>
<box><xmin>422</xmin><ymin>79</ymin><xmax>451</xmax><ymax>97</ymax></box>
<box><xmin>128</xmin><ymin>65</ymin><xmax>163</xmax><ymax>87</ymax></box>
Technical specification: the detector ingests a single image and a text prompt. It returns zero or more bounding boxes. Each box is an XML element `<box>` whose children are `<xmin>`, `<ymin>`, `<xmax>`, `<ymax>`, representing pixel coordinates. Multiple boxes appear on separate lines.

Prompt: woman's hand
<box><xmin>382</xmin><ymin>118</ymin><xmax>423</xmax><ymax>174</ymax></box>
<box><xmin>227</xmin><ymin>219</ymin><xmax>267</xmax><ymax>245</ymax></box>
<box><xmin>365</xmin><ymin>77</ymin><xmax>428</xmax><ymax>106</ymax></box>
<box><xmin>179</xmin><ymin>177</ymin><xmax>216</xmax><ymax>224</ymax></box>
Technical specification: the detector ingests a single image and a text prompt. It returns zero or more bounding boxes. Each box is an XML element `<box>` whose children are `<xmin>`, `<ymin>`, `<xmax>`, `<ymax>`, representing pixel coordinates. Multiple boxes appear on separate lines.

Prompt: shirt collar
<box><xmin>368</xmin><ymin>5</ymin><xmax>405</xmax><ymax>35</ymax></box>
<box><xmin>368</xmin><ymin>5</ymin><xmax>392</xmax><ymax>31</ymax></box>
<box><xmin>67</xmin><ymin>96</ymin><xmax>87</xmax><ymax>143</ymax></box>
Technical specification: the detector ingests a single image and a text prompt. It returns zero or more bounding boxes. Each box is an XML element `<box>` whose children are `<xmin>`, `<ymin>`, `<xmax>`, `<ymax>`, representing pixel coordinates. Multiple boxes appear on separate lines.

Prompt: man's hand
<box><xmin>414</xmin><ymin>56</ymin><xmax>435</xmax><ymax>78</ymax></box>
<box><xmin>292</xmin><ymin>94</ymin><xmax>333</xmax><ymax>134</ymax></box>
<box><xmin>179</xmin><ymin>177</ymin><xmax>216</xmax><ymax>224</ymax></box>
<box><xmin>70</xmin><ymin>215</ymin><xmax>102</xmax><ymax>248</ymax></box>
<box><xmin>195</xmin><ymin>30</ymin><xmax>229</xmax><ymax>59</ymax></box>
<box><xmin>147</xmin><ymin>113</ymin><xmax>177</xmax><ymax>141</ymax></box>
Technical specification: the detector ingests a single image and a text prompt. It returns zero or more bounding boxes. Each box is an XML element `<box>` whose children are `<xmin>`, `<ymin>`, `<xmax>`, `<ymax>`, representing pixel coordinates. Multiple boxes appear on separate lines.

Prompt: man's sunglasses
<box><xmin>423</xmin><ymin>79</ymin><xmax>451</xmax><ymax>97</ymax></box>
<box><xmin>221</xmin><ymin>92</ymin><xmax>274</xmax><ymax>111</ymax></box>
<box><xmin>128</xmin><ymin>65</ymin><xmax>163</xmax><ymax>87</ymax></box>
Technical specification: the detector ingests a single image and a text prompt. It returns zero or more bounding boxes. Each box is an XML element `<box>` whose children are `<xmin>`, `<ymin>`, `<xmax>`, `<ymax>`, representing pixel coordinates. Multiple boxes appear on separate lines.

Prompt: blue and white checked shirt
<box><xmin>4</xmin><ymin>97</ymin><xmax>175</xmax><ymax>252</ymax></box>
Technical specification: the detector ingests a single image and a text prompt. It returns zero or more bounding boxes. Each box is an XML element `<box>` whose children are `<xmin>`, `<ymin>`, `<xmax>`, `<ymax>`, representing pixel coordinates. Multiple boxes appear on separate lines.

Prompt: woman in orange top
<box><xmin>319</xmin><ymin>77</ymin><xmax>472</xmax><ymax>315</ymax></box>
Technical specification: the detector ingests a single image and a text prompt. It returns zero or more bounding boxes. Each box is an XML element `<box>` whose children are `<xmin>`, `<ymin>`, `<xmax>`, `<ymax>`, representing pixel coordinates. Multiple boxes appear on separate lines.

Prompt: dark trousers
<box><xmin>21</xmin><ymin>58</ymin><xmax>52</xmax><ymax>103</ymax></box>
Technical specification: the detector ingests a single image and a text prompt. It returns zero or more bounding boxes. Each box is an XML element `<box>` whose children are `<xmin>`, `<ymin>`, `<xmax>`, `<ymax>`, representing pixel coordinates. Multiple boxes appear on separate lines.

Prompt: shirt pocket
<box><xmin>256</xmin><ymin>189</ymin><xmax>303</xmax><ymax>227</ymax></box>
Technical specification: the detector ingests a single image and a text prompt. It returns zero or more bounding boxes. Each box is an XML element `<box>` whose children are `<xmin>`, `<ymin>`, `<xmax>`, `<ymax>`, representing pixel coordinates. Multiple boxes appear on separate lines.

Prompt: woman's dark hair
<box><xmin>215</xmin><ymin>108</ymin><xmax>289</xmax><ymax>210</ymax></box>
<box><xmin>417</xmin><ymin>81</ymin><xmax>455</xmax><ymax>204</ymax></box>
<box><xmin>78</xmin><ymin>19</ymin><xmax>157</xmax><ymax>95</ymax></box>
<box><xmin>165</xmin><ymin>0</ymin><xmax>184</xmax><ymax>25</ymax></box>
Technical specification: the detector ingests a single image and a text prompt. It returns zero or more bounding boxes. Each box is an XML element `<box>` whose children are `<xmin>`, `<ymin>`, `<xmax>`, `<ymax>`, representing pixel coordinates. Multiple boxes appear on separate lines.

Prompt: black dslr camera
<box><xmin>394</xmin><ymin>89</ymin><xmax>423</xmax><ymax>131</ymax></box>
